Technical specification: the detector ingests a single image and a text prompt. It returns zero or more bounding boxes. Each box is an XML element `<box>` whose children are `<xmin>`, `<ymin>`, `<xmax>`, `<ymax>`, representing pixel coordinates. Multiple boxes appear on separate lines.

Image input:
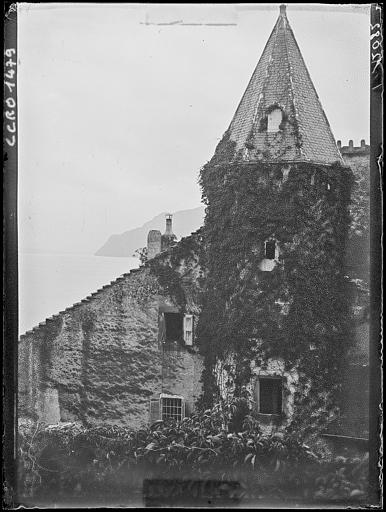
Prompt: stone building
<box><xmin>19</xmin><ymin>216</ymin><xmax>203</xmax><ymax>428</ymax></box>
<box><xmin>18</xmin><ymin>5</ymin><xmax>369</xmax><ymax>440</ymax></box>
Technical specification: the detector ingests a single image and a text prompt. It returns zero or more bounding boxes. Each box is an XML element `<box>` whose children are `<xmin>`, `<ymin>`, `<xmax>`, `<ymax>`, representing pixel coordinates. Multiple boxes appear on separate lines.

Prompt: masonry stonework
<box><xmin>19</xmin><ymin>259</ymin><xmax>203</xmax><ymax>428</ymax></box>
<box><xmin>18</xmin><ymin>6</ymin><xmax>369</xmax><ymax>444</ymax></box>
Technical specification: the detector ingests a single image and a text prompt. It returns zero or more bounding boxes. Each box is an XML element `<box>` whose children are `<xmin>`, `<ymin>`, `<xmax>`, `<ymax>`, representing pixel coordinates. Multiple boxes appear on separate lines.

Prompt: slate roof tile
<box><xmin>217</xmin><ymin>5</ymin><xmax>343</xmax><ymax>166</ymax></box>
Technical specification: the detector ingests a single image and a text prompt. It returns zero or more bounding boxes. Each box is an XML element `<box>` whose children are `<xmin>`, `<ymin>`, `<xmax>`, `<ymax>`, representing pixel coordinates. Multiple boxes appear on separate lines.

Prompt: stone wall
<box><xmin>19</xmin><ymin>257</ymin><xmax>203</xmax><ymax>428</ymax></box>
<box><xmin>215</xmin><ymin>353</ymin><xmax>301</xmax><ymax>435</ymax></box>
<box><xmin>341</xmin><ymin>141</ymin><xmax>370</xmax><ymax>439</ymax></box>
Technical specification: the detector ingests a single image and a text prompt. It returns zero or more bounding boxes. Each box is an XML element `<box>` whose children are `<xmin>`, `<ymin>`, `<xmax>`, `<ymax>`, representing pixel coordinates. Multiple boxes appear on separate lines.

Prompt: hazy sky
<box><xmin>18</xmin><ymin>3</ymin><xmax>370</xmax><ymax>255</ymax></box>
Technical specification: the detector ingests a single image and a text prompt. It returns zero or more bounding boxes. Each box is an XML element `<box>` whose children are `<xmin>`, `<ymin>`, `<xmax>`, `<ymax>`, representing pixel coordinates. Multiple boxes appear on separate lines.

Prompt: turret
<box><xmin>198</xmin><ymin>4</ymin><xmax>354</xmax><ymax>415</ymax></box>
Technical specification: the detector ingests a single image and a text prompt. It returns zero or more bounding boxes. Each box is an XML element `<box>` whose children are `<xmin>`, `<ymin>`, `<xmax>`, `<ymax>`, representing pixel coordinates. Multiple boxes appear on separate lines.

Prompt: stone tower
<box><xmin>147</xmin><ymin>229</ymin><xmax>162</xmax><ymax>260</ymax></box>
<box><xmin>198</xmin><ymin>4</ymin><xmax>354</xmax><ymax>429</ymax></box>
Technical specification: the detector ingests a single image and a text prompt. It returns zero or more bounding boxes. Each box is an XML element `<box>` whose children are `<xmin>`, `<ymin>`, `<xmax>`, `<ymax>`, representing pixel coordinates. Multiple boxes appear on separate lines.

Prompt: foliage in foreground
<box><xmin>18</xmin><ymin>401</ymin><xmax>368</xmax><ymax>505</ymax></box>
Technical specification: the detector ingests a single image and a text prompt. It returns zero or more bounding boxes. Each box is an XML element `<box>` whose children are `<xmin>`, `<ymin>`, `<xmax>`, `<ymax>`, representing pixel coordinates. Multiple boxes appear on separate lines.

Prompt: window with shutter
<box><xmin>183</xmin><ymin>314</ymin><xmax>194</xmax><ymax>346</ymax></box>
<box><xmin>164</xmin><ymin>313</ymin><xmax>183</xmax><ymax>342</ymax></box>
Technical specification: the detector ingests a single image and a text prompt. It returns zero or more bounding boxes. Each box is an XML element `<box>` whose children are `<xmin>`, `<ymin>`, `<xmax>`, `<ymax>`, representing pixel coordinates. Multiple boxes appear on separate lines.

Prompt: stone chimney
<box><xmin>164</xmin><ymin>213</ymin><xmax>173</xmax><ymax>236</ymax></box>
<box><xmin>161</xmin><ymin>213</ymin><xmax>177</xmax><ymax>251</ymax></box>
<box><xmin>147</xmin><ymin>230</ymin><xmax>162</xmax><ymax>260</ymax></box>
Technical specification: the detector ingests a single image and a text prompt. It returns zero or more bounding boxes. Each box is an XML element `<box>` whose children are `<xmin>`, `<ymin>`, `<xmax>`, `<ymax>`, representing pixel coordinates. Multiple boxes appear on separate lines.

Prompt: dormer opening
<box><xmin>267</xmin><ymin>107</ymin><xmax>283</xmax><ymax>133</ymax></box>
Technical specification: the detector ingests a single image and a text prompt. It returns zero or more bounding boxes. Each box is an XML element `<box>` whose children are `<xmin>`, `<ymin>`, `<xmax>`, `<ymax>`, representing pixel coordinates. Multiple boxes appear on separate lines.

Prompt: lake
<box><xmin>18</xmin><ymin>252</ymin><xmax>140</xmax><ymax>335</ymax></box>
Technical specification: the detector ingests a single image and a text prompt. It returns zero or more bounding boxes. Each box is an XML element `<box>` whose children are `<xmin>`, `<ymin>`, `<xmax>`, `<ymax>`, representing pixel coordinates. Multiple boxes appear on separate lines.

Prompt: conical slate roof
<box><xmin>219</xmin><ymin>4</ymin><xmax>343</xmax><ymax>166</ymax></box>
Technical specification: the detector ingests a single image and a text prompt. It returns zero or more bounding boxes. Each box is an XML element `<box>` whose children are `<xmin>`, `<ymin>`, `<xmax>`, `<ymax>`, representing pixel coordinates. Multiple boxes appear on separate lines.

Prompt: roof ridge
<box><xmin>283</xmin><ymin>14</ymin><xmax>302</xmax><ymax>159</ymax></box>
<box><xmin>285</xmin><ymin>21</ymin><xmax>344</xmax><ymax>165</ymax></box>
<box><xmin>19</xmin><ymin>266</ymin><xmax>143</xmax><ymax>340</ymax></box>
<box><xmin>255</xmin><ymin>13</ymin><xmax>281</xmax><ymax>132</ymax></box>
<box><xmin>228</xmin><ymin>16</ymin><xmax>280</xmax><ymax>135</ymax></box>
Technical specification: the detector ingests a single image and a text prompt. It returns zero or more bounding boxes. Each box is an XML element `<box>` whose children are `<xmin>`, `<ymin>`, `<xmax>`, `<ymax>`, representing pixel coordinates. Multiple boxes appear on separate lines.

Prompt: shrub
<box><xmin>17</xmin><ymin>402</ymin><xmax>368</xmax><ymax>505</ymax></box>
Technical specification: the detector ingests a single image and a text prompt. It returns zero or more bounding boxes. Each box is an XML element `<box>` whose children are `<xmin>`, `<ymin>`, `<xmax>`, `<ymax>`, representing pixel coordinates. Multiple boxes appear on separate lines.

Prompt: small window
<box><xmin>282</xmin><ymin>166</ymin><xmax>290</xmax><ymax>182</ymax></box>
<box><xmin>161</xmin><ymin>396</ymin><xmax>184</xmax><ymax>421</ymax></box>
<box><xmin>274</xmin><ymin>168</ymin><xmax>283</xmax><ymax>181</ymax></box>
<box><xmin>265</xmin><ymin>240</ymin><xmax>277</xmax><ymax>260</ymax></box>
<box><xmin>183</xmin><ymin>314</ymin><xmax>194</xmax><ymax>346</ymax></box>
<box><xmin>165</xmin><ymin>313</ymin><xmax>183</xmax><ymax>342</ymax></box>
<box><xmin>258</xmin><ymin>377</ymin><xmax>282</xmax><ymax>415</ymax></box>
<box><xmin>267</xmin><ymin>108</ymin><xmax>282</xmax><ymax>133</ymax></box>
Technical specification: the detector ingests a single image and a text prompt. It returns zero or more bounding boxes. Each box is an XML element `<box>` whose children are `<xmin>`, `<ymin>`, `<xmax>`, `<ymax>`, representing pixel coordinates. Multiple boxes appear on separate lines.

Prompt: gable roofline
<box><xmin>18</xmin><ymin>266</ymin><xmax>146</xmax><ymax>341</ymax></box>
<box><xmin>19</xmin><ymin>230</ymin><xmax>204</xmax><ymax>341</ymax></box>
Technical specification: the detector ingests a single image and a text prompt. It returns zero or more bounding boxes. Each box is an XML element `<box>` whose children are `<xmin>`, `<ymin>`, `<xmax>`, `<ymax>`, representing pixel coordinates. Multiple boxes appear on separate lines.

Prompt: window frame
<box><xmin>164</xmin><ymin>312</ymin><xmax>184</xmax><ymax>343</ymax></box>
<box><xmin>267</xmin><ymin>107</ymin><xmax>283</xmax><ymax>133</ymax></box>
<box><xmin>160</xmin><ymin>393</ymin><xmax>185</xmax><ymax>422</ymax></box>
<box><xmin>264</xmin><ymin>239</ymin><xmax>279</xmax><ymax>261</ymax></box>
<box><xmin>256</xmin><ymin>376</ymin><xmax>284</xmax><ymax>416</ymax></box>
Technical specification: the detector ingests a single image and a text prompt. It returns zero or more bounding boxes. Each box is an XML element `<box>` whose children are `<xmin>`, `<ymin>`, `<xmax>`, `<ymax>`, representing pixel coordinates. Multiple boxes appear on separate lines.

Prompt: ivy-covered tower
<box><xmin>198</xmin><ymin>4</ymin><xmax>354</xmax><ymax>432</ymax></box>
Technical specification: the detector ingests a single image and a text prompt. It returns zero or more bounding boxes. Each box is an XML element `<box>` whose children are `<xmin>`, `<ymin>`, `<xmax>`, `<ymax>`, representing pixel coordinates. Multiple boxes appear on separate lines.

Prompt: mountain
<box><xmin>95</xmin><ymin>206</ymin><xmax>205</xmax><ymax>257</ymax></box>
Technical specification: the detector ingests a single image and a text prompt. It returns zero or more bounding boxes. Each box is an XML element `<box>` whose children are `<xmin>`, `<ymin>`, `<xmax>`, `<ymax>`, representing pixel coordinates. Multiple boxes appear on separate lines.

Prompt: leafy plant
<box><xmin>17</xmin><ymin>400</ymin><xmax>368</xmax><ymax>505</ymax></box>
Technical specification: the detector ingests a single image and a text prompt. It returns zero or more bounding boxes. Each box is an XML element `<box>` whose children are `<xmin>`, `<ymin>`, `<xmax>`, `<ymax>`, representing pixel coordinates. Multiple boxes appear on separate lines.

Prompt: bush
<box><xmin>17</xmin><ymin>401</ymin><xmax>368</xmax><ymax>505</ymax></box>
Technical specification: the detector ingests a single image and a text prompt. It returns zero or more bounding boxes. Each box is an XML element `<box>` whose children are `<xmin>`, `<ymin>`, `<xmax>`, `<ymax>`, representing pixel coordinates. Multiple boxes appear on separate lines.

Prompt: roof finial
<box><xmin>280</xmin><ymin>4</ymin><xmax>287</xmax><ymax>16</ymax></box>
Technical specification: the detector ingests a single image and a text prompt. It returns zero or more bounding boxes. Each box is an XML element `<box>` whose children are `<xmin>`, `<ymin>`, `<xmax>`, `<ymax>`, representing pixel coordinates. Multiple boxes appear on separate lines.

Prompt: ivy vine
<box><xmin>196</xmin><ymin>157</ymin><xmax>354</xmax><ymax>428</ymax></box>
<box><xmin>148</xmin><ymin>231</ymin><xmax>203</xmax><ymax>310</ymax></box>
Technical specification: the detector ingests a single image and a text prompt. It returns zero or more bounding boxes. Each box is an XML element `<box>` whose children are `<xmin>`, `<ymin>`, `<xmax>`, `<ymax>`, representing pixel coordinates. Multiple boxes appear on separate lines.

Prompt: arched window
<box><xmin>267</xmin><ymin>108</ymin><xmax>282</xmax><ymax>132</ymax></box>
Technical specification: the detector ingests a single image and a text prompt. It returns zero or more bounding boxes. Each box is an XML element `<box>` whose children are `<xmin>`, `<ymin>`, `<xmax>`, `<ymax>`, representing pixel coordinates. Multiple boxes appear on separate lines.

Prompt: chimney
<box><xmin>361</xmin><ymin>139</ymin><xmax>366</xmax><ymax>148</ymax></box>
<box><xmin>349</xmin><ymin>139</ymin><xmax>354</xmax><ymax>149</ymax></box>
<box><xmin>280</xmin><ymin>4</ymin><xmax>287</xmax><ymax>16</ymax></box>
<box><xmin>337</xmin><ymin>140</ymin><xmax>341</xmax><ymax>149</ymax></box>
<box><xmin>161</xmin><ymin>213</ymin><xmax>177</xmax><ymax>251</ymax></box>
<box><xmin>164</xmin><ymin>213</ymin><xmax>174</xmax><ymax>236</ymax></box>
